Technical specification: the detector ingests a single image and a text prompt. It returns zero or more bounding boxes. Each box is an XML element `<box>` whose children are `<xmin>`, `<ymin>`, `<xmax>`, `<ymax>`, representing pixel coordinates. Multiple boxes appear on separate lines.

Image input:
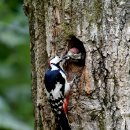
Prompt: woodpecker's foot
<box><xmin>69</xmin><ymin>75</ymin><xmax>78</xmax><ymax>86</ymax></box>
<box><xmin>74</xmin><ymin>75</ymin><xmax>80</xmax><ymax>86</ymax></box>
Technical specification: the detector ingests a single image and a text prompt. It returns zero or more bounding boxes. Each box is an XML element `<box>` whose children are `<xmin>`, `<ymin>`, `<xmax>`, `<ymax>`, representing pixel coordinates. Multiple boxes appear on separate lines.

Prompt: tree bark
<box><xmin>24</xmin><ymin>0</ymin><xmax>130</xmax><ymax>130</ymax></box>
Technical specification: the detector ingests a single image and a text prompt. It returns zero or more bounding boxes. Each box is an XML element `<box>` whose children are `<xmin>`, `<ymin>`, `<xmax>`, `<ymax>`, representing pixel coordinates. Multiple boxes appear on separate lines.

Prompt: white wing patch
<box><xmin>51</xmin><ymin>82</ymin><xmax>63</xmax><ymax>99</ymax></box>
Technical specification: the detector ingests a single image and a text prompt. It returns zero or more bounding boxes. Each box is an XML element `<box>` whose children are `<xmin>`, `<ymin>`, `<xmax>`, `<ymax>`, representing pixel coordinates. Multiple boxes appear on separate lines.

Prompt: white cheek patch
<box><xmin>51</xmin><ymin>65</ymin><xmax>59</xmax><ymax>71</ymax></box>
<box><xmin>51</xmin><ymin>82</ymin><xmax>63</xmax><ymax>99</ymax></box>
<box><xmin>50</xmin><ymin>56</ymin><xmax>61</xmax><ymax>64</ymax></box>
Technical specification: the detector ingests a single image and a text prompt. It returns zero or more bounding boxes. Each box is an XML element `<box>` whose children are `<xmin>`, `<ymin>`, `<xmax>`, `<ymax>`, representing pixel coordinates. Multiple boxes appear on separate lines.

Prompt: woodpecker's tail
<box><xmin>56</xmin><ymin>110</ymin><xmax>71</xmax><ymax>130</ymax></box>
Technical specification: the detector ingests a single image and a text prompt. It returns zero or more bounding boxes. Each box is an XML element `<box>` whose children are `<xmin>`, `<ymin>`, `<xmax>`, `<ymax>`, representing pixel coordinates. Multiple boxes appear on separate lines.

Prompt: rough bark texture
<box><xmin>24</xmin><ymin>0</ymin><xmax>130</xmax><ymax>130</ymax></box>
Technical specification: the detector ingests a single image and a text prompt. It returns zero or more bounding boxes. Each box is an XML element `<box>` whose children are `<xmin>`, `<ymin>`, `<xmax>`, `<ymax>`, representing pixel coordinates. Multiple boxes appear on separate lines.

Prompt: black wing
<box><xmin>44</xmin><ymin>69</ymin><xmax>65</xmax><ymax>93</ymax></box>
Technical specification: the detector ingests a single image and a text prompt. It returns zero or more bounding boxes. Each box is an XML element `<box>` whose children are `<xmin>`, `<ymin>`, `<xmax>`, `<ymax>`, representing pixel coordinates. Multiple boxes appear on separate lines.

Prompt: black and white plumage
<box><xmin>44</xmin><ymin>56</ymin><xmax>71</xmax><ymax>130</ymax></box>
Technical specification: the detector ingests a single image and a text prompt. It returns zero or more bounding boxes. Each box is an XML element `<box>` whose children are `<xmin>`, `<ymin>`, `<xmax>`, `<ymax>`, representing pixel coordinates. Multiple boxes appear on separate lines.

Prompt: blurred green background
<box><xmin>0</xmin><ymin>0</ymin><xmax>33</xmax><ymax>130</ymax></box>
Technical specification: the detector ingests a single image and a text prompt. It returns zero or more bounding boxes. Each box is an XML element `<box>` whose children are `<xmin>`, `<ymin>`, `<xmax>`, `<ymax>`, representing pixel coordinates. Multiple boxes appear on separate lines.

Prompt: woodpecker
<box><xmin>67</xmin><ymin>47</ymin><xmax>82</xmax><ymax>60</ymax></box>
<box><xmin>44</xmin><ymin>55</ymin><xmax>74</xmax><ymax>130</ymax></box>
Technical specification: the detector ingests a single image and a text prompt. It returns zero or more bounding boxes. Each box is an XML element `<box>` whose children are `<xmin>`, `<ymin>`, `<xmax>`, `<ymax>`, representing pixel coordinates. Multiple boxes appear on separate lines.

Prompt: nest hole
<box><xmin>63</xmin><ymin>35</ymin><xmax>86</xmax><ymax>81</ymax></box>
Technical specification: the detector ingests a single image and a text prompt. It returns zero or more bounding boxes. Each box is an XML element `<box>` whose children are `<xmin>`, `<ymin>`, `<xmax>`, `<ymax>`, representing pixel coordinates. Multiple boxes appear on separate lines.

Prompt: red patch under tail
<box><xmin>63</xmin><ymin>95</ymin><xmax>70</xmax><ymax>114</ymax></box>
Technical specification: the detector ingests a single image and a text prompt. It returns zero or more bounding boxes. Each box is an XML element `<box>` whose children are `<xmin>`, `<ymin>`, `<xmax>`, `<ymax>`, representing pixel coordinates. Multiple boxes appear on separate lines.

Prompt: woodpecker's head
<box><xmin>49</xmin><ymin>56</ymin><xmax>61</xmax><ymax>65</ymax></box>
<box><xmin>49</xmin><ymin>55</ymin><xmax>71</xmax><ymax>70</ymax></box>
<box><xmin>67</xmin><ymin>47</ymin><xmax>82</xmax><ymax>60</ymax></box>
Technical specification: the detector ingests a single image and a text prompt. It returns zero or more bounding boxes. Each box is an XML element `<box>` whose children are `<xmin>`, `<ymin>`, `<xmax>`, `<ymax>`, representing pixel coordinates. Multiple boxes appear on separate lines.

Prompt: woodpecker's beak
<box><xmin>62</xmin><ymin>54</ymin><xmax>70</xmax><ymax>60</ymax></box>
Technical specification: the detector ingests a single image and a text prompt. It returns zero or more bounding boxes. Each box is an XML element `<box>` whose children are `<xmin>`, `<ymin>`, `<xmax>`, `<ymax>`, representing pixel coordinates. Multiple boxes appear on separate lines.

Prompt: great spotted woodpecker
<box><xmin>44</xmin><ymin>55</ymin><xmax>74</xmax><ymax>130</ymax></box>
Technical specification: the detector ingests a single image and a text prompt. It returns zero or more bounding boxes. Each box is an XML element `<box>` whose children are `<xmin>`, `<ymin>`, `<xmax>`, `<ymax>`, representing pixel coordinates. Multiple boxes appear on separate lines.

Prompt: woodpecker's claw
<box><xmin>73</xmin><ymin>75</ymin><xmax>79</xmax><ymax>84</ymax></box>
<box><xmin>69</xmin><ymin>75</ymin><xmax>78</xmax><ymax>86</ymax></box>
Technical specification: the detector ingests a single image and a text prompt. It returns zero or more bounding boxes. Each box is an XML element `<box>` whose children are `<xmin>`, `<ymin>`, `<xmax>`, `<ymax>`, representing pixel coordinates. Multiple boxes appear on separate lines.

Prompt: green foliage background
<box><xmin>0</xmin><ymin>0</ymin><xmax>33</xmax><ymax>130</ymax></box>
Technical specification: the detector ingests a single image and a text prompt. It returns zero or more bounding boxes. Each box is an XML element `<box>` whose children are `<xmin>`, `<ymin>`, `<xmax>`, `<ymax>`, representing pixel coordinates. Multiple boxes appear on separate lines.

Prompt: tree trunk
<box><xmin>24</xmin><ymin>0</ymin><xmax>130</xmax><ymax>130</ymax></box>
